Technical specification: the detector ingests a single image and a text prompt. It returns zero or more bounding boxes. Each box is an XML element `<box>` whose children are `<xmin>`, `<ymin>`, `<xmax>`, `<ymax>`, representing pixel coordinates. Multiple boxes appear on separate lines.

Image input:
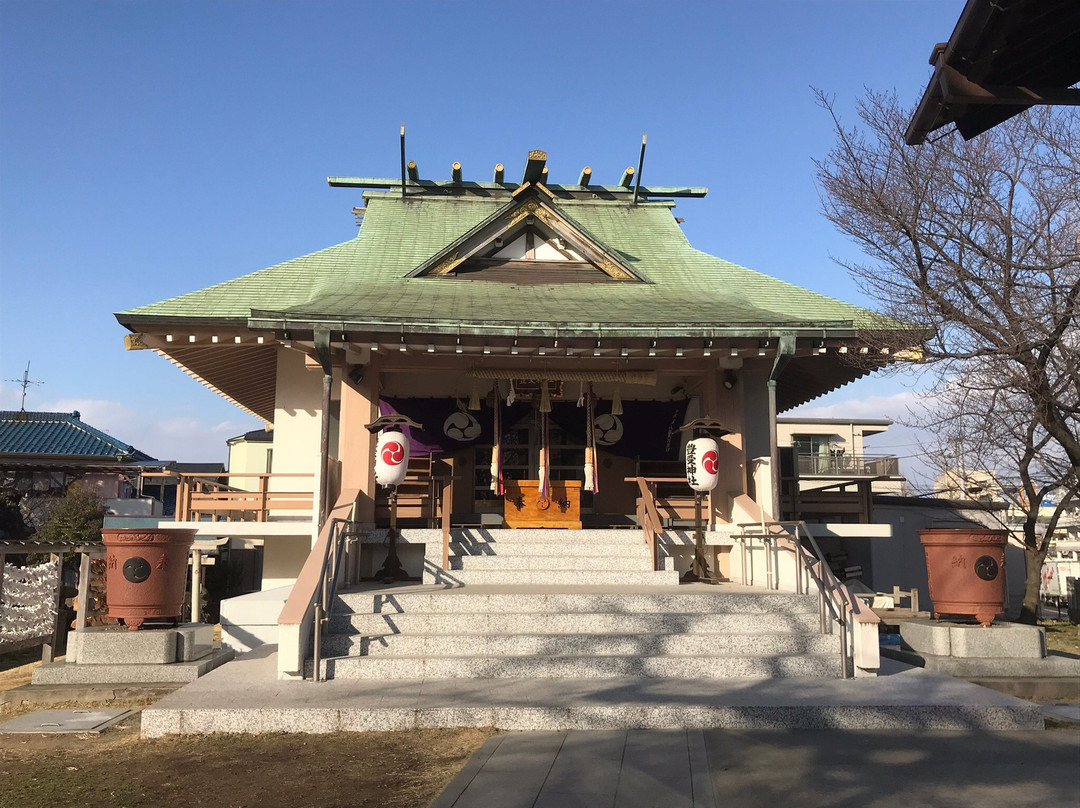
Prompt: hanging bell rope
<box><xmin>490</xmin><ymin>384</ymin><xmax>503</xmax><ymax>495</ymax></box>
<box><xmin>468</xmin><ymin>380</ymin><xmax>481</xmax><ymax>411</ymax></box>
<box><xmin>584</xmin><ymin>383</ymin><xmax>597</xmax><ymax>493</ymax></box>
<box><xmin>539</xmin><ymin>380</ymin><xmax>551</xmax><ymax>413</ymax></box>
<box><xmin>612</xmin><ymin>385</ymin><xmax>623</xmax><ymax>416</ymax></box>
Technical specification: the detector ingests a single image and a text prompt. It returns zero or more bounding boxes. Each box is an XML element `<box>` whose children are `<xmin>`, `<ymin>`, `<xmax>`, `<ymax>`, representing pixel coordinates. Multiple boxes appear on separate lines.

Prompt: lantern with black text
<box><xmin>375</xmin><ymin>430</ymin><xmax>410</xmax><ymax>487</ymax></box>
<box><xmin>685</xmin><ymin>437</ymin><xmax>720</xmax><ymax>492</ymax></box>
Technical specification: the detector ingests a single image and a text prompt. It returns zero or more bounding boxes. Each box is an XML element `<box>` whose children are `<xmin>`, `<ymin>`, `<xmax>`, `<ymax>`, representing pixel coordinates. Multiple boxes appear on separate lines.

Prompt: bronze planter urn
<box><xmin>919</xmin><ymin>528</ymin><xmax>1008</xmax><ymax>627</ymax></box>
<box><xmin>101</xmin><ymin>528</ymin><xmax>197</xmax><ymax>630</ymax></box>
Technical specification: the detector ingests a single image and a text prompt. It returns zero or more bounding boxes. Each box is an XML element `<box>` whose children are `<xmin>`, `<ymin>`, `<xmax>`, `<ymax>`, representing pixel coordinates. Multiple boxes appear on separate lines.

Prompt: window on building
<box><xmin>792</xmin><ymin>434</ymin><xmax>832</xmax><ymax>456</ymax></box>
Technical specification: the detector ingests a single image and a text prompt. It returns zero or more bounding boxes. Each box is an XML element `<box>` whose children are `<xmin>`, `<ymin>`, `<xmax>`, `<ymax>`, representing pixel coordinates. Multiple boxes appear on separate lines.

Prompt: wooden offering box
<box><xmin>503</xmin><ymin>480</ymin><xmax>582</xmax><ymax>529</ymax></box>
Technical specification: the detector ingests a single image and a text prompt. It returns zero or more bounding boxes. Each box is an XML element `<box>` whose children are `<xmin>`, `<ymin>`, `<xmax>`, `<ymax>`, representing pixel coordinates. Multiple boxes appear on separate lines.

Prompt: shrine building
<box><xmin>116</xmin><ymin>148</ymin><xmax>897</xmax><ymax>677</ymax></box>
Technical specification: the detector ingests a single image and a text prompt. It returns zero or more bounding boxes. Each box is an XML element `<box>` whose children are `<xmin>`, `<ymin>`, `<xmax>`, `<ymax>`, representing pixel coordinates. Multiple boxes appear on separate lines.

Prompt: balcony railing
<box><xmin>796</xmin><ymin>453</ymin><xmax>900</xmax><ymax>478</ymax></box>
<box><xmin>142</xmin><ymin>472</ymin><xmax>315</xmax><ymax>523</ymax></box>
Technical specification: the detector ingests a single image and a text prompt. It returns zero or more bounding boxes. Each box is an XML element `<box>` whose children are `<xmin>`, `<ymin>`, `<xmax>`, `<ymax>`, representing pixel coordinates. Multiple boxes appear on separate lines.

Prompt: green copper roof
<box><xmin>118</xmin><ymin>192</ymin><xmax>876</xmax><ymax>331</ymax></box>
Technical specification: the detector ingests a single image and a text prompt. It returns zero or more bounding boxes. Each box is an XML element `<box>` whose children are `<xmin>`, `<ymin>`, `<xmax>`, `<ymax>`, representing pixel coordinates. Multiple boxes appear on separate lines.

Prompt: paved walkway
<box><xmin>431</xmin><ymin>730</ymin><xmax>715</xmax><ymax>808</ymax></box>
<box><xmin>431</xmin><ymin>726</ymin><xmax>1080</xmax><ymax>808</ymax></box>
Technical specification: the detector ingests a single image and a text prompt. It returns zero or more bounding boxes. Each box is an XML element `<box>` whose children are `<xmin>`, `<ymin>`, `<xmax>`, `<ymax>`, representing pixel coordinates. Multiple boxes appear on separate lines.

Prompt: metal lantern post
<box><xmin>366</xmin><ymin>414</ymin><xmax>422</xmax><ymax>583</ymax></box>
<box><xmin>679</xmin><ymin>417</ymin><xmax>731</xmax><ymax>584</ymax></box>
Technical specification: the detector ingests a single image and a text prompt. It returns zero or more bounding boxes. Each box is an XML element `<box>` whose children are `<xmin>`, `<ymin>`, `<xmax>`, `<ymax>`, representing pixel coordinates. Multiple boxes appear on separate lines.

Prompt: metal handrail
<box><xmin>736</xmin><ymin>519</ymin><xmax>853</xmax><ymax>678</ymax></box>
<box><xmin>311</xmin><ymin>515</ymin><xmax>354</xmax><ymax>682</ymax></box>
<box><xmin>794</xmin><ymin>453</ymin><xmax>900</xmax><ymax>477</ymax></box>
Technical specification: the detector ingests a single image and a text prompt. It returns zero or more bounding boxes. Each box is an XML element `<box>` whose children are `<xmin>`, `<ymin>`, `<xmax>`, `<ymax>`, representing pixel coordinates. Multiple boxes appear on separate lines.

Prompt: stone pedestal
<box><xmin>70</xmin><ymin>623</ymin><xmax>215</xmax><ymax>664</ymax></box>
<box><xmin>900</xmin><ymin>619</ymin><xmax>1046</xmax><ymax>659</ymax></box>
<box><xmin>33</xmin><ymin>623</ymin><xmax>232</xmax><ymax>685</ymax></box>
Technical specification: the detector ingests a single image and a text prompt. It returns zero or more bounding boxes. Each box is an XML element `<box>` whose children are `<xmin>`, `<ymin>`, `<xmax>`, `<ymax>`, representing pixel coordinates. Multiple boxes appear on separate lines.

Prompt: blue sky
<box><xmin>0</xmin><ymin>1</ymin><xmax>963</xmax><ymax>487</ymax></box>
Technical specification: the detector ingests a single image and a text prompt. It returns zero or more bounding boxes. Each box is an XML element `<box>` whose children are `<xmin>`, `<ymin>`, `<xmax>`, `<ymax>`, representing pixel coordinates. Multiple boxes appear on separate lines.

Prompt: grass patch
<box><xmin>1040</xmin><ymin>620</ymin><xmax>1080</xmax><ymax>656</ymax></box>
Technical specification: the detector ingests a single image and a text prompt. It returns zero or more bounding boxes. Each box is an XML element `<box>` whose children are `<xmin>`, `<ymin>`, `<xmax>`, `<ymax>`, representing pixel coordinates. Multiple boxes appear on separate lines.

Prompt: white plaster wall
<box><xmin>270</xmin><ymin>347</ymin><xmax>321</xmax><ymax>494</ymax></box>
<box><xmin>261</xmin><ymin>534</ymin><xmax>313</xmax><ymax>590</ymax></box>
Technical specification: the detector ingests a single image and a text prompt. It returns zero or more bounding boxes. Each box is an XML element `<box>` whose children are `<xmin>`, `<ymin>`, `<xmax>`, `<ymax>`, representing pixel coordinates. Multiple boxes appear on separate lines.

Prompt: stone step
<box><xmin>449</xmin><ymin>541</ymin><xmax>651</xmax><ymax>557</ymax></box>
<box><xmin>450</xmin><ymin>555</ymin><xmax>650</xmax><ymax>571</ymax></box>
<box><xmin>140</xmin><ymin>672</ymin><xmax>1047</xmax><ymax>736</ymax></box>
<box><xmin>440</xmin><ymin>528</ymin><xmax>648</xmax><ymax>545</ymax></box>
<box><xmin>328</xmin><ymin>610</ymin><xmax>823</xmax><ymax>636</ymax></box>
<box><xmin>320</xmin><ymin>631</ymin><xmax>840</xmax><ymax>658</ymax></box>
<box><xmin>427</xmin><ymin>570</ymin><xmax>681</xmax><ymax>586</ymax></box>
<box><xmin>333</xmin><ymin>589</ymin><xmax>819</xmax><ymax>616</ymax></box>
<box><xmin>314</xmin><ymin>652</ymin><xmax>844</xmax><ymax>680</ymax></box>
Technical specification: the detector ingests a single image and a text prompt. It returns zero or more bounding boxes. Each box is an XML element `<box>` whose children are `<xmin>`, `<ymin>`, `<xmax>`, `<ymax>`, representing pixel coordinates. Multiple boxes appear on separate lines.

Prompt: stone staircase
<box><xmin>426</xmin><ymin>528</ymin><xmax>681</xmax><ymax>586</ymax></box>
<box><xmin>140</xmin><ymin>528</ymin><xmax>1048</xmax><ymax>735</ymax></box>
<box><xmin>315</xmin><ymin>586</ymin><xmax>840</xmax><ymax>680</ymax></box>
<box><xmin>313</xmin><ymin>528</ymin><xmax>841</xmax><ymax>681</ymax></box>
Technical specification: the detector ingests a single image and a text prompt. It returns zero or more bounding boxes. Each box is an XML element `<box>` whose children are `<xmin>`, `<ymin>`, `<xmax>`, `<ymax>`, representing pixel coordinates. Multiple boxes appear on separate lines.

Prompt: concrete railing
<box><xmin>276</xmin><ymin>486</ymin><xmax>360</xmax><ymax>679</ymax></box>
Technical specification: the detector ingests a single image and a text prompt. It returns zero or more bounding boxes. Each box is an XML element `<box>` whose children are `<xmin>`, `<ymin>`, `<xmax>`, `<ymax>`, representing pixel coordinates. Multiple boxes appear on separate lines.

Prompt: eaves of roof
<box><xmin>905</xmin><ymin>0</ymin><xmax>1080</xmax><ymax>144</ymax></box>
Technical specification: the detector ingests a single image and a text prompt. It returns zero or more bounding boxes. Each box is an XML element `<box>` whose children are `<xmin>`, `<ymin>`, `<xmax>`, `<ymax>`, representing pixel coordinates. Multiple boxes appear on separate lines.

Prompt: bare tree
<box><xmin>815</xmin><ymin>90</ymin><xmax>1079</xmax><ymax>623</ymax></box>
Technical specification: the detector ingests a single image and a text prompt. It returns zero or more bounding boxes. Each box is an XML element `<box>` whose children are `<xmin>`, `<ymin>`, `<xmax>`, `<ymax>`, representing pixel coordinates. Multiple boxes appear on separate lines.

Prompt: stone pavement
<box><xmin>431</xmin><ymin>726</ymin><xmax>1080</xmax><ymax>808</ymax></box>
<box><xmin>430</xmin><ymin>729</ymin><xmax>716</xmax><ymax>808</ymax></box>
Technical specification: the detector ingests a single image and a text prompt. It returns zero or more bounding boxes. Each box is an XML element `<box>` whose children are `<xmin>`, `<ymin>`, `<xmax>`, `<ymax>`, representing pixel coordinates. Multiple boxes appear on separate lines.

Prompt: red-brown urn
<box><xmin>101</xmin><ymin>528</ymin><xmax>197</xmax><ymax>630</ymax></box>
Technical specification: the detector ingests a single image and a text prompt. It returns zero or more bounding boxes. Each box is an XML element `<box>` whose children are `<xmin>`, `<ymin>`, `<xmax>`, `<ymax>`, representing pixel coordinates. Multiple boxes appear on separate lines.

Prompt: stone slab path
<box><xmin>431</xmin><ymin>727</ymin><xmax>1080</xmax><ymax>808</ymax></box>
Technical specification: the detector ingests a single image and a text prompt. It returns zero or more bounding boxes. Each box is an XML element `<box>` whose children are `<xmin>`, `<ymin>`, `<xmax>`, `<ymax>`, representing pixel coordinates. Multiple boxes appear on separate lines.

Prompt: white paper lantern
<box><xmin>685</xmin><ymin>437</ymin><xmax>720</xmax><ymax>492</ymax></box>
<box><xmin>375</xmin><ymin>430</ymin><xmax>410</xmax><ymax>487</ymax></box>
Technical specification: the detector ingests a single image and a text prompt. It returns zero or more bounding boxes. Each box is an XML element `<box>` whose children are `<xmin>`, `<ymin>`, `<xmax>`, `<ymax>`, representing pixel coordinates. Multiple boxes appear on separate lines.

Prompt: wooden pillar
<box><xmin>701</xmin><ymin>366</ymin><xmax>746</xmax><ymax>523</ymax></box>
<box><xmin>339</xmin><ymin>356</ymin><xmax>381</xmax><ymax>525</ymax></box>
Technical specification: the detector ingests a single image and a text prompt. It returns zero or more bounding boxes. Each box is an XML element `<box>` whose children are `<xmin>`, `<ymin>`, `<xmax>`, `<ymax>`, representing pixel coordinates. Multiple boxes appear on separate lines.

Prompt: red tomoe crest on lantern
<box><xmin>375</xmin><ymin>430</ymin><xmax>410</xmax><ymax>487</ymax></box>
<box><xmin>701</xmin><ymin>450</ymin><xmax>719</xmax><ymax>475</ymax></box>
<box><xmin>381</xmin><ymin>441</ymin><xmax>405</xmax><ymax>465</ymax></box>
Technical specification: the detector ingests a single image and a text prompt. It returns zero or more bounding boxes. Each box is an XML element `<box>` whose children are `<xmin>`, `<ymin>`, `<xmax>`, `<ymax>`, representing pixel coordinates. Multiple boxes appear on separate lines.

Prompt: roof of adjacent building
<box><xmin>0</xmin><ymin>411</ymin><xmax>153</xmax><ymax>462</ymax></box>
<box><xmin>118</xmin><ymin>189</ymin><xmax>877</xmax><ymax>334</ymax></box>
<box><xmin>777</xmin><ymin>417</ymin><xmax>893</xmax><ymax>427</ymax></box>
<box><xmin>905</xmin><ymin>0</ymin><xmax>1080</xmax><ymax>144</ymax></box>
<box><xmin>228</xmin><ymin>428</ymin><xmax>274</xmax><ymax>444</ymax></box>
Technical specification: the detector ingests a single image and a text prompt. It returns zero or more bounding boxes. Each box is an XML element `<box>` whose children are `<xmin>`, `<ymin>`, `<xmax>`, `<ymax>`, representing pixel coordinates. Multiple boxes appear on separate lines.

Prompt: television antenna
<box><xmin>6</xmin><ymin>361</ymin><xmax>43</xmax><ymax>411</ymax></box>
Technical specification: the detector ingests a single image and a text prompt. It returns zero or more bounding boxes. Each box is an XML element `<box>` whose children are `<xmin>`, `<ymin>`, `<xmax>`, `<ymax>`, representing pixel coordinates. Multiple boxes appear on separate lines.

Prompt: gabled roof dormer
<box><xmin>408</xmin><ymin>184</ymin><xmax>646</xmax><ymax>284</ymax></box>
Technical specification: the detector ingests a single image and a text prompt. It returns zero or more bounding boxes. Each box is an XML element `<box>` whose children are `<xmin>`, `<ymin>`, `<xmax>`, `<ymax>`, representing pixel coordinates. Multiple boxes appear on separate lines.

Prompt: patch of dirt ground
<box><xmin>0</xmin><ymin>715</ymin><xmax>493</xmax><ymax>808</ymax></box>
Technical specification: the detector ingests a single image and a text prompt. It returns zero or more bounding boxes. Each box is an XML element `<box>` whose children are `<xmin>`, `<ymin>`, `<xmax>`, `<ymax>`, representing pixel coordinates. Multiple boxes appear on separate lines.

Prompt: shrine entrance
<box><xmin>375</xmin><ymin>369</ymin><xmax>692</xmax><ymax>530</ymax></box>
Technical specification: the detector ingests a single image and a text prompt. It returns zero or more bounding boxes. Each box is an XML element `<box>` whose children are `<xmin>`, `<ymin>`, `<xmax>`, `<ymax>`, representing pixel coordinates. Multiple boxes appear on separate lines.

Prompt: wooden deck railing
<box><xmin>143</xmin><ymin>472</ymin><xmax>315</xmax><ymax>522</ymax></box>
<box><xmin>626</xmin><ymin>477</ymin><xmax>695</xmax><ymax>571</ymax></box>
